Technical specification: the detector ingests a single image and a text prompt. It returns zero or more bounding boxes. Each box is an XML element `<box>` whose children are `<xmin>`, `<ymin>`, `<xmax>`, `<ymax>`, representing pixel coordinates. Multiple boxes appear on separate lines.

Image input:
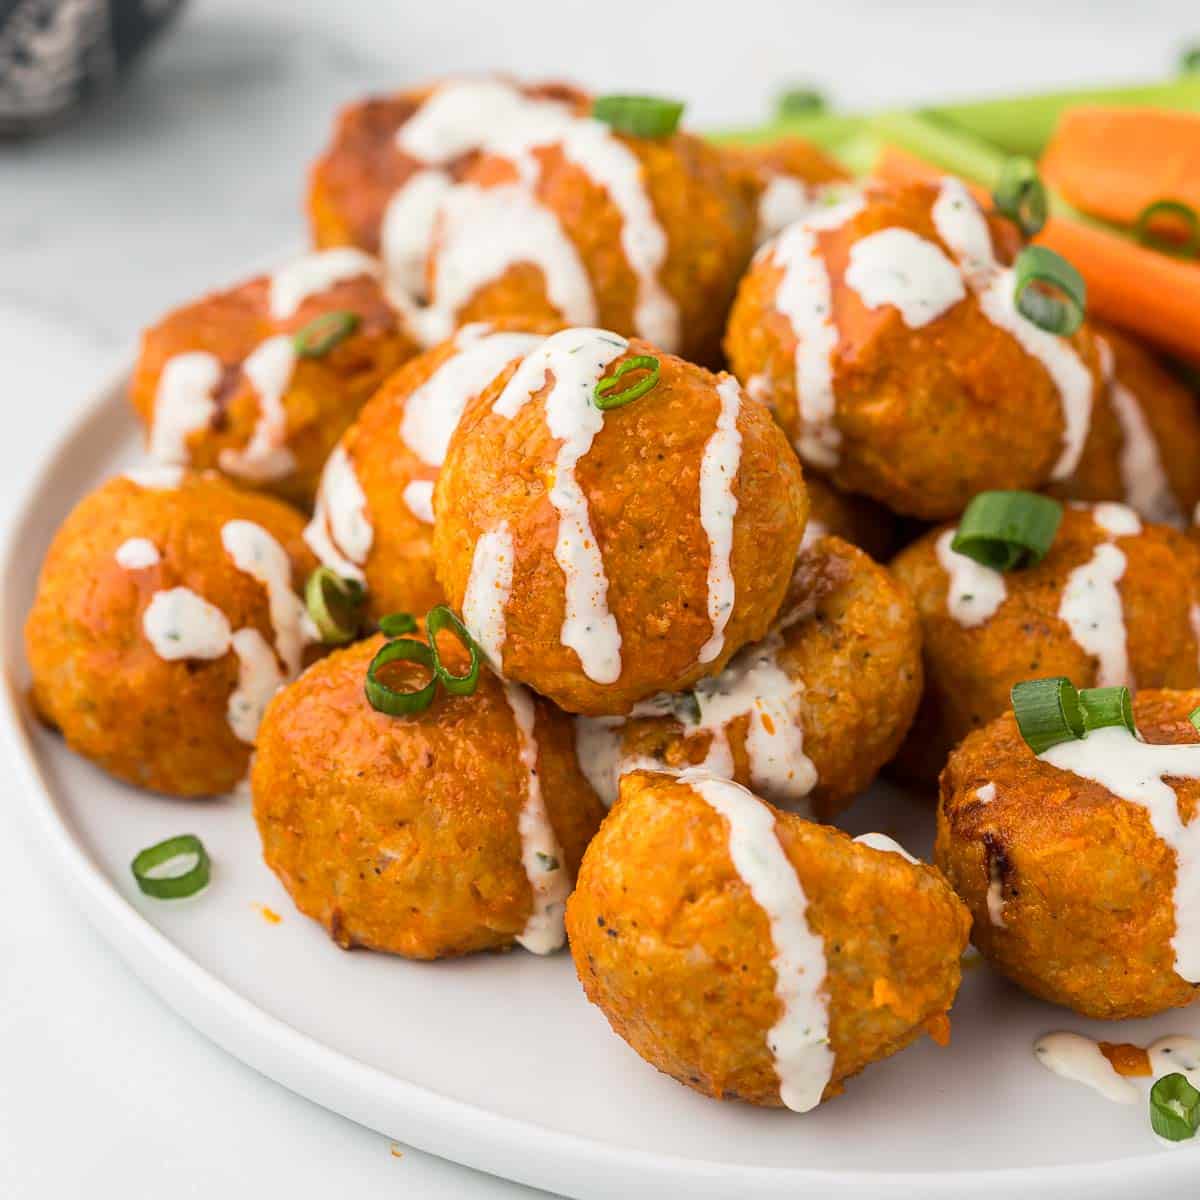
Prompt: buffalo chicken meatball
<box><xmin>567</xmin><ymin>770</ymin><xmax>970</xmax><ymax>1109</ymax></box>
<box><xmin>804</xmin><ymin>474</ymin><xmax>898</xmax><ymax>561</ymax></box>
<box><xmin>252</xmin><ymin>633</ymin><xmax>604</xmax><ymax>959</ymax></box>
<box><xmin>433</xmin><ymin>327</ymin><xmax>808</xmax><ymax>716</ymax></box>
<box><xmin>303</xmin><ymin>322</ymin><xmax>549</xmax><ymax>618</ymax></box>
<box><xmin>26</xmin><ymin>468</ymin><xmax>318</xmax><ymax>796</ymax></box>
<box><xmin>130</xmin><ymin>249</ymin><xmax>415</xmax><ymax>508</ymax></box>
<box><xmin>724</xmin><ymin>178</ymin><xmax>1105</xmax><ymax>519</ymax></box>
<box><xmin>575</xmin><ymin>536</ymin><xmax>922</xmax><ymax>820</ymax></box>
<box><xmin>891</xmin><ymin>501</ymin><xmax>1200</xmax><ymax>783</ymax></box>
<box><xmin>939</xmin><ymin>690</ymin><xmax>1200</xmax><ymax>1018</ymax></box>
<box><xmin>1049</xmin><ymin>325</ymin><xmax>1200</xmax><ymax>526</ymax></box>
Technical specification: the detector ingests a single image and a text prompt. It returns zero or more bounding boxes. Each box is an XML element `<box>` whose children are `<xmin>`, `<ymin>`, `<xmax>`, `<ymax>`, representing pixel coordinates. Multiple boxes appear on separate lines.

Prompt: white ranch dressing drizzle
<box><xmin>843</xmin><ymin>228</ymin><xmax>965</xmax><ymax>328</ymax></box>
<box><xmin>503</xmin><ymin>682</ymin><xmax>571</xmax><ymax>954</ymax></box>
<box><xmin>220</xmin><ymin>520</ymin><xmax>309</xmax><ymax>675</ymax></box>
<box><xmin>853</xmin><ymin>832</ymin><xmax>919</xmax><ymax>863</ymax></box>
<box><xmin>268</xmin><ymin>248</ymin><xmax>378</xmax><ymax>320</ymax></box>
<box><xmin>402</xmin><ymin>480</ymin><xmax>434</xmax><ymax>524</ymax></box>
<box><xmin>986</xmin><ymin>858</ymin><xmax>1008</xmax><ymax>928</ymax></box>
<box><xmin>1095</xmin><ymin>338</ymin><xmax>1182</xmax><ymax>526</ymax></box>
<box><xmin>217</xmin><ymin>334</ymin><xmax>299</xmax><ymax>483</ymax></box>
<box><xmin>974</xmin><ymin>782</ymin><xmax>997</xmax><ymax>804</ymax></box>
<box><xmin>931</xmin><ymin>177</ymin><xmax>1093</xmax><ymax>481</ymax></box>
<box><xmin>1040</xmin><ymin>723</ymin><xmax>1200</xmax><ymax>980</ymax></box>
<box><xmin>124</xmin><ymin>465</ymin><xmax>186</xmax><ymax>490</ymax></box>
<box><xmin>393</xmin><ymin>80</ymin><xmax>679</xmax><ymax>349</ymax></box>
<box><xmin>462</xmin><ymin>520</ymin><xmax>515</xmax><ymax>670</ymax></box>
<box><xmin>1057</xmin><ymin>504</ymin><xmax>1141</xmax><ymax>689</ymax></box>
<box><xmin>303</xmin><ymin>445</ymin><xmax>373</xmax><ymax>582</ymax></box>
<box><xmin>150</xmin><ymin>351</ymin><xmax>222</xmax><ymax>464</ymax></box>
<box><xmin>756</xmin><ymin>176</ymin><xmax>814</xmax><ymax>245</ymax></box>
<box><xmin>935</xmin><ymin>528</ymin><xmax>1007</xmax><ymax>627</ymax></box>
<box><xmin>142</xmin><ymin>588</ymin><xmax>232</xmax><ymax>660</ymax></box>
<box><xmin>227</xmin><ymin>627</ymin><xmax>286</xmax><ymax>744</ymax></box>
<box><xmin>799</xmin><ymin>518</ymin><xmax>828</xmax><ymax>552</ymax></box>
<box><xmin>399</xmin><ymin>324</ymin><xmax>544</xmax><ymax>471</ymax></box>
<box><xmin>114</xmin><ymin>538</ymin><xmax>159</xmax><ymax>569</ymax></box>
<box><xmin>682</xmin><ymin>771</ymin><xmax>833</xmax><ymax>1113</ymax></box>
<box><xmin>491</xmin><ymin>328</ymin><xmax>626</xmax><ymax>684</ymax></box>
<box><xmin>380</xmin><ymin>168</ymin><xmax>453</xmax><ymax>300</ymax></box>
<box><xmin>1033</xmin><ymin>1033</ymin><xmax>1139</xmax><ymax>1104</ymax></box>
<box><xmin>766</xmin><ymin>194</ymin><xmax>866</xmax><ymax>469</ymax></box>
<box><xmin>696</xmin><ymin>377</ymin><xmax>743</xmax><ymax>663</ymax></box>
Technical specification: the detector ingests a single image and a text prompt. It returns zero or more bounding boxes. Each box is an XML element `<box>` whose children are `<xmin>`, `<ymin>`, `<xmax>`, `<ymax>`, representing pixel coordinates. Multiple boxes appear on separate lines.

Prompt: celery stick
<box><xmin>927</xmin><ymin>78</ymin><xmax>1200</xmax><ymax>158</ymax></box>
<box><xmin>869</xmin><ymin>111</ymin><xmax>1008</xmax><ymax>188</ymax></box>
<box><xmin>708</xmin><ymin>112</ymin><xmax>866</xmax><ymax>151</ymax></box>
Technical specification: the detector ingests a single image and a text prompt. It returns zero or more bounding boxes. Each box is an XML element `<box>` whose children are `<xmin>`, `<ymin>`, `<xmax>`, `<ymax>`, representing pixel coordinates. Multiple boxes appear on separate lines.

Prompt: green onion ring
<box><xmin>1189</xmin><ymin>706</ymin><xmax>1200</xmax><ymax>734</ymax></box>
<box><xmin>293</xmin><ymin>310</ymin><xmax>361</xmax><ymax>358</ymax></box>
<box><xmin>379</xmin><ymin>611</ymin><xmax>418</xmax><ymax>638</ymax></box>
<box><xmin>951</xmin><ymin>491</ymin><xmax>1063</xmax><ymax>571</ymax></box>
<box><xmin>1013</xmin><ymin>245</ymin><xmax>1087</xmax><ymax>336</ymax></box>
<box><xmin>992</xmin><ymin>156</ymin><xmax>1048</xmax><ymax>238</ymax></box>
<box><xmin>594</xmin><ymin>355</ymin><xmax>661</xmax><ymax>410</ymax></box>
<box><xmin>1150</xmin><ymin>1072</ymin><xmax>1200</xmax><ymax>1141</ymax></box>
<box><xmin>131</xmin><ymin>834</ymin><xmax>211</xmax><ymax>899</ymax></box>
<box><xmin>1011</xmin><ymin>677</ymin><xmax>1084</xmax><ymax>754</ymax></box>
<box><xmin>365</xmin><ymin>637</ymin><xmax>439</xmax><ymax>715</ymax></box>
<box><xmin>592</xmin><ymin>95</ymin><xmax>684</xmax><ymax>138</ymax></box>
<box><xmin>305</xmin><ymin>566</ymin><xmax>365</xmax><ymax>644</ymax></box>
<box><xmin>1077</xmin><ymin>686</ymin><xmax>1136</xmax><ymax>736</ymax></box>
<box><xmin>426</xmin><ymin>605</ymin><xmax>482</xmax><ymax>696</ymax></box>
<box><xmin>1134</xmin><ymin>200</ymin><xmax>1200</xmax><ymax>259</ymax></box>
<box><xmin>776</xmin><ymin>88</ymin><xmax>826</xmax><ymax>118</ymax></box>
<box><xmin>1182</xmin><ymin>45</ymin><xmax>1200</xmax><ymax>74</ymax></box>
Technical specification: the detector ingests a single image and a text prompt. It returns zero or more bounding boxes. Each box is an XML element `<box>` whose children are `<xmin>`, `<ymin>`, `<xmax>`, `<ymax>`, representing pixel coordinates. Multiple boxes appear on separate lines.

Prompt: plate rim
<box><xmin>2</xmin><ymin>356</ymin><xmax>1196</xmax><ymax>1199</ymax></box>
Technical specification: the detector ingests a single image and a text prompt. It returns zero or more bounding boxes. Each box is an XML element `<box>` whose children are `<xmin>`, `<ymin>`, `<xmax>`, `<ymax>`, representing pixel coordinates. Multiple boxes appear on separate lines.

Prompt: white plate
<box><xmin>3</xmin><ymin>362</ymin><xmax>1198</xmax><ymax>1200</ymax></box>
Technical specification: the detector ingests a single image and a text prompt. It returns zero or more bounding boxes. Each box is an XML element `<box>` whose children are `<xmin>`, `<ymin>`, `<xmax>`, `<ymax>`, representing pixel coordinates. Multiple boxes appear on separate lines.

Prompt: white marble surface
<box><xmin>0</xmin><ymin>1</ymin><xmax>1196</xmax><ymax>1196</ymax></box>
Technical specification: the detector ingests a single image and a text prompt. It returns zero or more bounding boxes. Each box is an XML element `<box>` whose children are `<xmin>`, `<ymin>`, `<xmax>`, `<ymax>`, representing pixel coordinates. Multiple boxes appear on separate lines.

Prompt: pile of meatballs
<box><xmin>25</xmin><ymin>76</ymin><xmax>1200</xmax><ymax>1114</ymax></box>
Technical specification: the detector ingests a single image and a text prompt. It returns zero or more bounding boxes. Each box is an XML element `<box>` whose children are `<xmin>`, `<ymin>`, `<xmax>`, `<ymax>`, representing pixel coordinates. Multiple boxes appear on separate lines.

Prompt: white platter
<box><xmin>3</xmin><ymin>362</ymin><xmax>1199</xmax><ymax>1200</ymax></box>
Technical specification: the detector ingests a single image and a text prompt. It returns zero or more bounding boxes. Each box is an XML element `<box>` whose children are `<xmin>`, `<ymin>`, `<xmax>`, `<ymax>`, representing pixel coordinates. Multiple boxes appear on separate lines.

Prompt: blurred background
<box><xmin>0</xmin><ymin>3</ymin><xmax>1196</xmax><ymax>1197</ymax></box>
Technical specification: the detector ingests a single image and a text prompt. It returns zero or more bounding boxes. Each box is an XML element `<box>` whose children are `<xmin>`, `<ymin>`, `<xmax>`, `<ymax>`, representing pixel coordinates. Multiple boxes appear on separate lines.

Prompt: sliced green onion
<box><xmin>1133</xmin><ymin>200</ymin><xmax>1200</xmax><ymax>259</ymax></box>
<box><xmin>1077</xmin><ymin>686</ymin><xmax>1136</xmax><ymax>736</ymax></box>
<box><xmin>1013</xmin><ymin>245</ymin><xmax>1087</xmax><ymax>336</ymax></box>
<box><xmin>594</xmin><ymin>355</ymin><xmax>661</xmax><ymax>410</ymax></box>
<box><xmin>992</xmin><ymin>156</ymin><xmax>1048</xmax><ymax>237</ymax></box>
<box><xmin>592</xmin><ymin>94</ymin><xmax>684</xmax><ymax>138</ymax></box>
<box><xmin>1189</xmin><ymin>706</ymin><xmax>1200</xmax><ymax>734</ymax></box>
<box><xmin>776</xmin><ymin>88</ymin><xmax>826</xmax><ymax>118</ymax></box>
<box><xmin>426</xmin><ymin>605</ymin><xmax>481</xmax><ymax>696</ymax></box>
<box><xmin>673</xmin><ymin>692</ymin><xmax>702</xmax><ymax>725</ymax></box>
<box><xmin>379</xmin><ymin>611</ymin><xmax>417</xmax><ymax>638</ymax></box>
<box><xmin>305</xmin><ymin>567</ymin><xmax>364</xmax><ymax>644</ymax></box>
<box><xmin>293</xmin><ymin>310</ymin><xmax>361</xmax><ymax>358</ymax></box>
<box><xmin>1011</xmin><ymin>677</ymin><xmax>1083</xmax><ymax>754</ymax></box>
<box><xmin>365</xmin><ymin>637</ymin><xmax>438</xmax><ymax>716</ymax></box>
<box><xmin>951</xmin><ymin>491</ymin><xmax>1063</xmax><ymax>571</ymax></box>
<box><xmin>131</xmin><ymin>834</ymin><xmax>211</xmax><ymax>900</ymax></box>
<box><xmin>1182</xmin><ymin>45</ymin><xmax>1200</xmax><ymax>74</ymax></box>
<box><xmin>1150</xmin><ymin>1073</ymin><xmax>1200</xmax><ymax>1141</ymax></box>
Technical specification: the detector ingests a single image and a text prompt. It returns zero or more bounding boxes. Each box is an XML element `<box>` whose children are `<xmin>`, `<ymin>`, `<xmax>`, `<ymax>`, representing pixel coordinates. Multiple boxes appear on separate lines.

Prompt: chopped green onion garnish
<box><xmin>379</xmin><ymin>611</ymin><xmax>417</xmax><ymax>638</ymax></box>
<box><xmin>1013</xmin><ymin>245</ymin><xmax>1087</xmax><ymax>335</ymax></box>
<box><xmin>426</xmin><ymin>605</ymin><xmax>482</xmax><ymax>696</ymax></box>
<box><xmin>1150</xmin><ymin>1073</ymin><xmax>1200</xmax><ymax>1141</ymax></box>
<box><xmin>365</xmin><ymin>636</ymin><xmax>439</xmax><ymax>716</ymax></box>
<box><xmin>131</xmin><ymin>834</ymin><xmax>211</xmax><ymax>900</ymax></box>
<box><xmin>594</xmin><ymin>354</ymin><xmax>661</xmax><ymax>410</ymax></box>
<box><xmin>1011</xmin><ymin>677</ymin><xmax>1084</xmax><ymax>754</ymax></box>
<box><xmin>1078</xmin><ymin>686</ymin><xmax>1136</xmax><ymax>736</ymax></box>
<box><xmin>592</xmin><ymin>94</ymin><xmax>684</xmax><ymax>138</ymax></box>
<box><xmin>992</xmin><ymin>156</ymin><xmax>1048</xmax><ymax>237</ymax></box>
<box><xmin>674</xmin><ymin>692</ymin><xmax>702</xmax><ymax>725</ymax></box>
<box><xmin>951</xmin><ymin>491</ymin><xmax>1063</xmax><ymax>571</ymax></box>
<box><xmin>776</xmin><ymin>88</ymin><xmax>826</xmax><ymax>118</ymax></box>
<box><xmin>293</xmin><ymin>310</ymin><xmax>361</xmax><ymax>358</ymax></box>
<box><xmin>305</xmin><ymin>566</ymin><xmax>364</xmax><ymax>645</ymax></box>
<box><xmin>1182</xmin><ymin>45</ymin><xmax>1200</xmax><ymax>74</ymax></box>
<box><xmin>1189</xmin><ymin>706</ymin><xmax>1200</xmax><ymax>733</ymax></box>
<box><xmin>1134</xmin><ymin>200</ymin><xmax>1200</xmax><ymax>259</ymax></box>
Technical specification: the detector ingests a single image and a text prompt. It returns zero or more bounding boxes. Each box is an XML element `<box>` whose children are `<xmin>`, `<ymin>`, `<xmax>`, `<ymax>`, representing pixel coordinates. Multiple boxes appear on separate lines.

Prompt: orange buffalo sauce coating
<box><xmin>1099</xmin><ymin>1041</ymin><xmax>1152</xmax><ymax>1077</ymax></box>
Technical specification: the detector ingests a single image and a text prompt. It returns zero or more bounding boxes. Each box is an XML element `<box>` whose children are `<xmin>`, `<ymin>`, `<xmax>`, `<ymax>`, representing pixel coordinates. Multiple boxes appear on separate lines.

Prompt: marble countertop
<box><xmin>0</xmin><ymin>2</ymin><xmax>1195</xmax><ymax>1196</ymax></box>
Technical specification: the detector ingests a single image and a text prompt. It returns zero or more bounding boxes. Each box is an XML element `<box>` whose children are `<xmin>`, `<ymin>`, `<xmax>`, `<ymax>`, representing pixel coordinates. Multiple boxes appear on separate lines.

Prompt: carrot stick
<box><xmin>873</xmin><ymin>144</ymin><xmax>1200</xmax><ymax>365</ymax></box>
<box><xmin>1040</xmin><ymin>106</ymin><xmax>1200</xmax><ymax>226</ymax></box>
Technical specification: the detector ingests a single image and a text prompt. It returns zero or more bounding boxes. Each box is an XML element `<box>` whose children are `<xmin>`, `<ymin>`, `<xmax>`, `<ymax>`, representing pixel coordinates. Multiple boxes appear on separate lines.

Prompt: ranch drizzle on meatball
<box><xmin>463</xmin><ymin>521</ymin><xmax>515</xmax><ymax>669</ymax></box>
<box><xmin>931</xmin><ymin>177</ymin><xmax>1093</xmax><ymax>481</ymax></box>
<box><xmin>387</xmin><ymin>80</ymin><xmax>679</xmax><ymax>351</ymax></box>
<box><xmin>680</xmin><ymin>770</ymin><xmax>833</xmax><ymax>1112</ymax></box>
<box><xmin>843</xmin><ymin>228</ymin><xmax>965</xmax><ymax>328</ymax></box>
<box><xmin>304</xmin><ymin>444</ymin><xmax>374</xmax><ymax>582</ymax></box>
